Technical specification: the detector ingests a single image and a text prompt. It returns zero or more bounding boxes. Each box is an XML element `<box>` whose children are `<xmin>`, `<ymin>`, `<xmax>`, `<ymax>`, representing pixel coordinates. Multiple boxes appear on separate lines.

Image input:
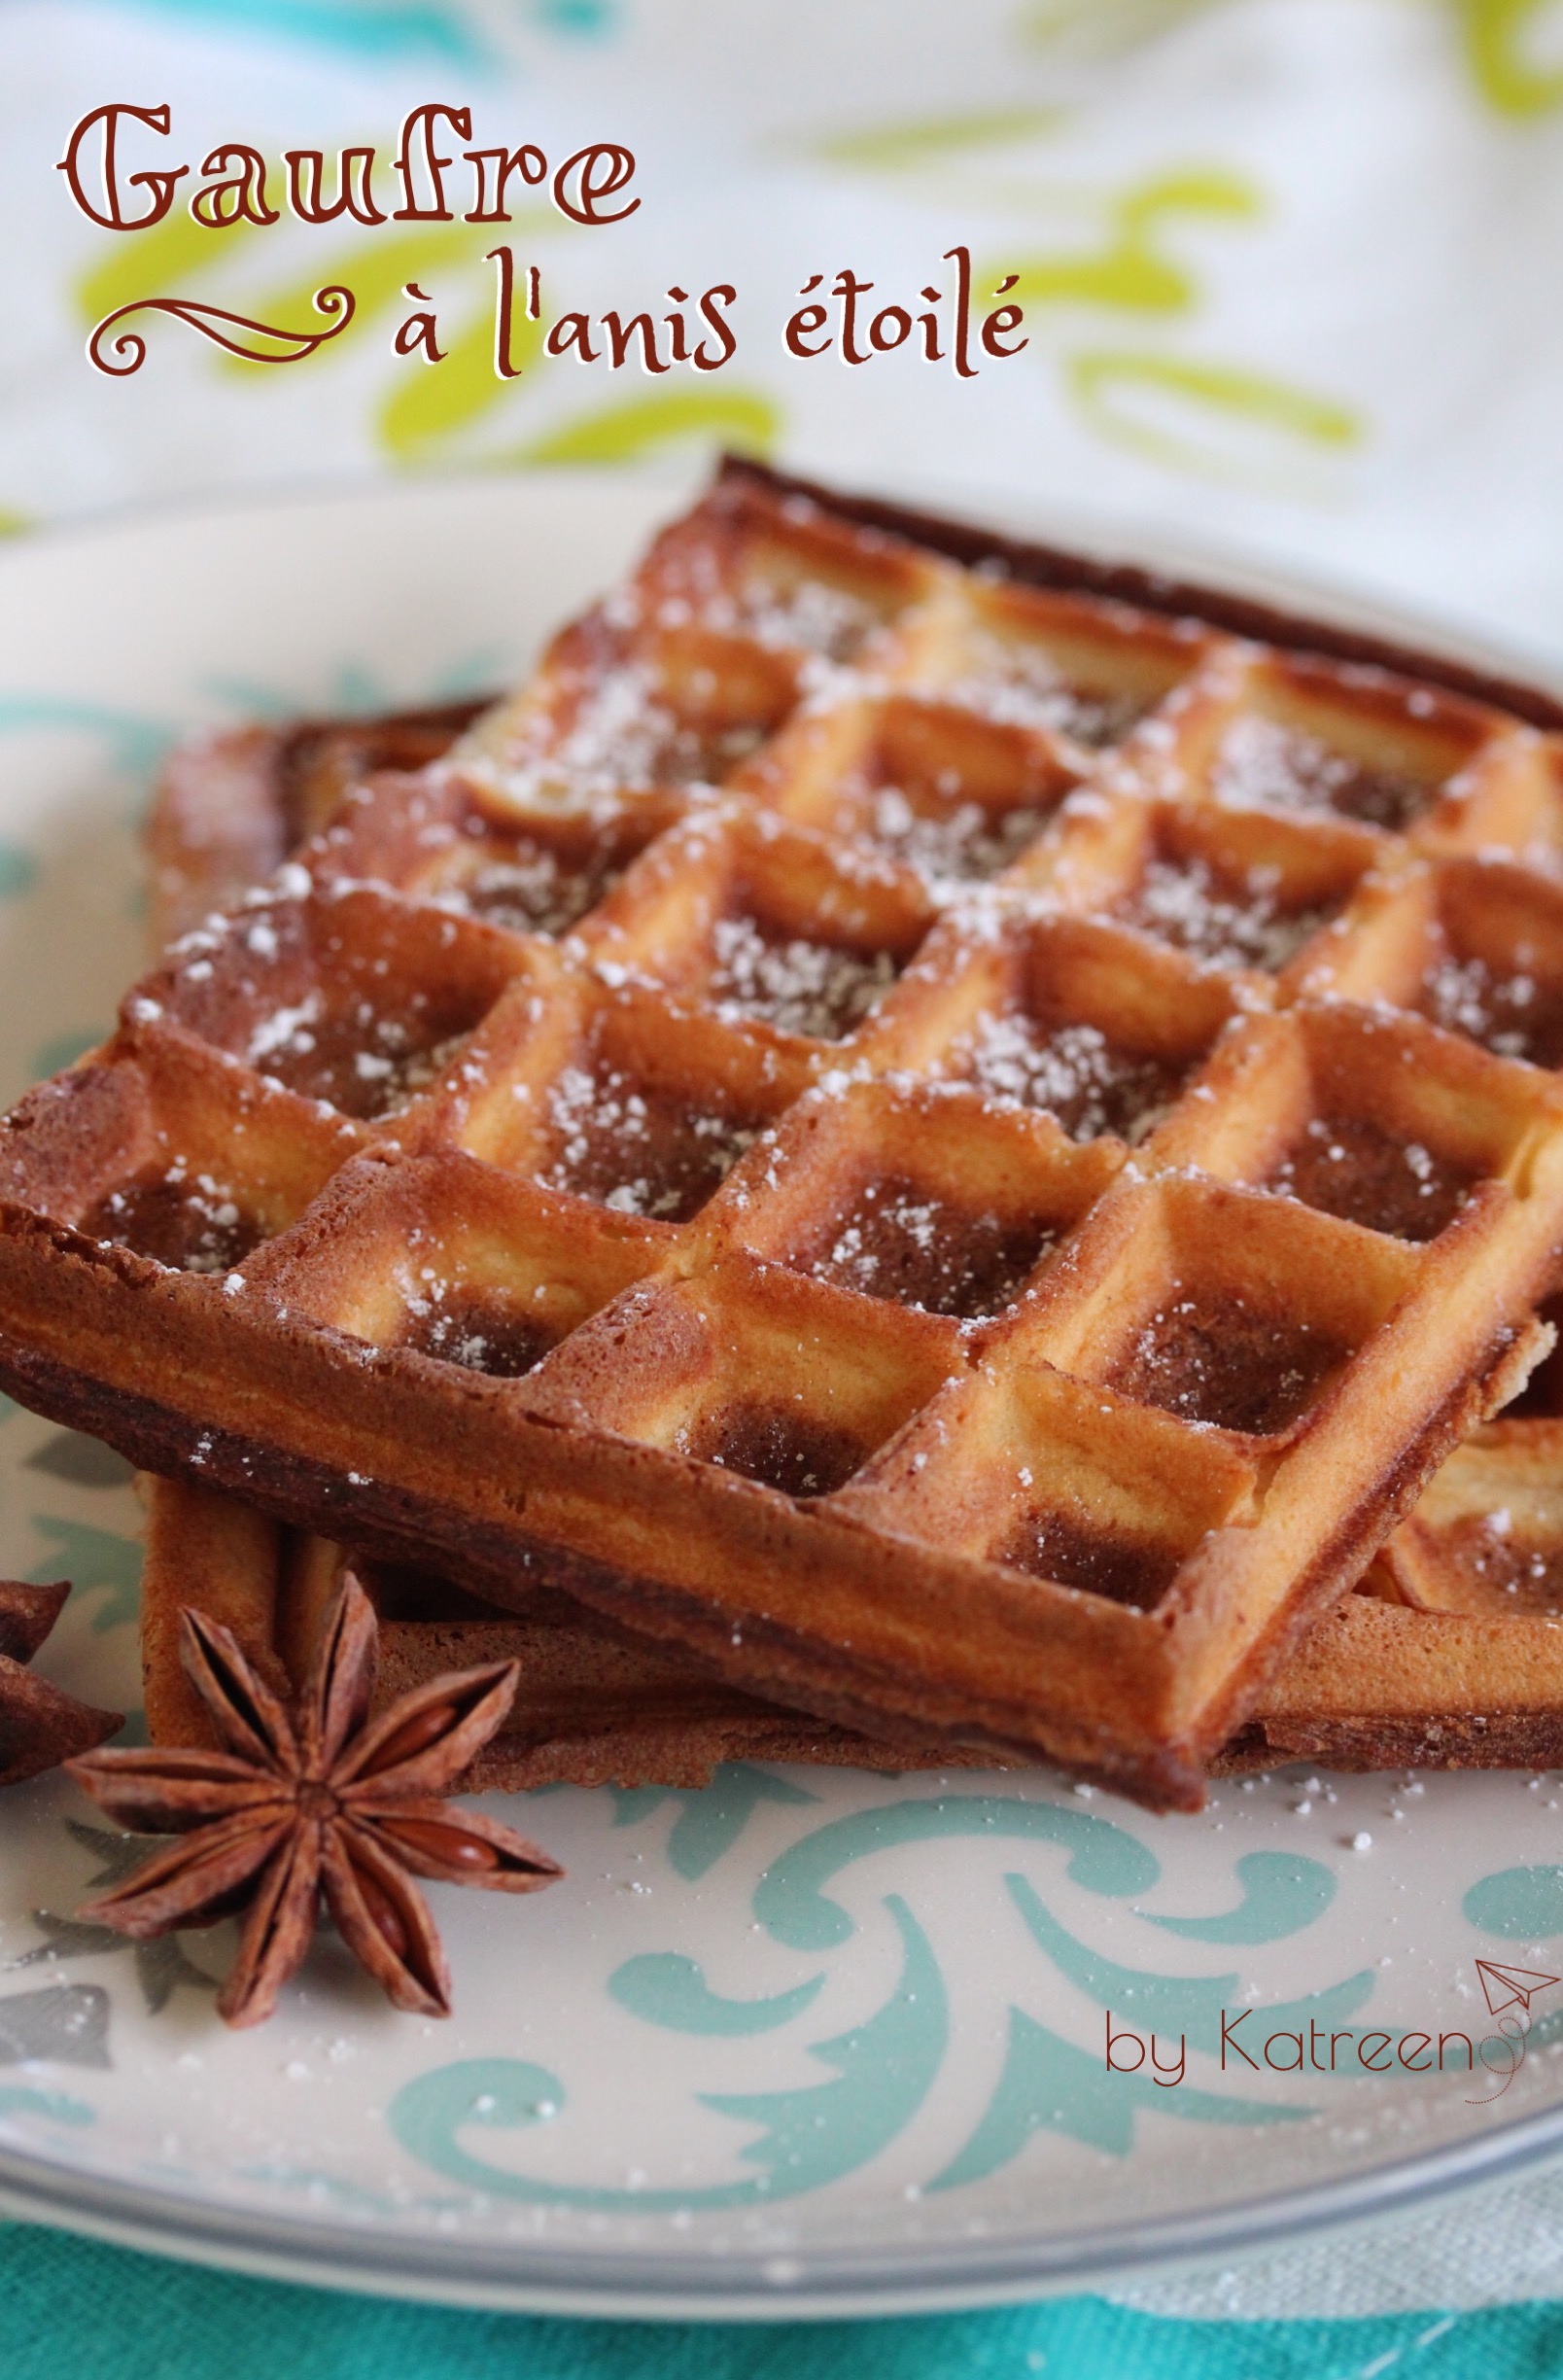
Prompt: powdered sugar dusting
<box><xmin>948</xmin><ymin>632</ymin><xmax>1148</xmax><ymax>746</ymax></box>
<box><xmin>246</xmin><ymin>991</ymin><xmax>468</xmax><ymax>1119</ymax></box>
<box><xmin>736</xmin><ymin>573</ymin><xmax>884</xmax><ymax>660</ymax></box>
<box><xmin>955</xmin><ymin>1012</ymin><xmax>1183</xmax><ymax>1142</ymax></box>
<box><xmin>1112</xmin><ymin>1291</ymin><xmax>1350</xmax><ymax>1434</ymax></box>
<box><xmin>247</xmin><ymin>995</ymin><xmax>323</xmax><ymax>1069</ymax></box>
<box><xmin>542</xmin><ymin>1062</ymin><xmax>757</xmax><ymax>1219</ymax></box>
<box><xmin>1265</xmin><ymin>1114</ymin><xmax>1476</xmax><ymax>1242</ymax></box>
<box><xmin>1212</xmin><ymin>713</ymin><xmax>1433</xmax><ymax>832</ymax></box>
<box><xmin>708</xmin><ymin>913</ymin><xmax>898</xmax><ymax>1040</ymax></box>
<box><xmin>1418</xmin><ymin>951</ymin><xmax>1563</xmax><ymax>1064</ymax></box>
<box><xmin>393</xmin><ymin>1269</ymin><xmax>553</xmax><ymax>1378</ymax></box>
<box><xmin>1118</xmin><ymin>857</ymin><xmax>1332</xmax><ymax>971</ymax></box>
<box><xmin>865</xmin><ymin>786</ymin><xmax>1047</xmax><ymax>889</ymax></box>
<box><xmin>81</xmin><ymin>1163</ymin><xmax>258</xmax><ymax>1274</ymax></box>
<box><xmin>487</xmin><ymin>663</ymin><xmax>768</xmax><ymax>808</ymax></box>
<box><xmin>802</xmin><ymin>1173</ymin><xmax>1058</xmax><ymax>1319</ymax></box>
<box><xmin>1441</xmin><ymin>1515</ymin><xmax>1563</xmax><ymax>1613</ymax></box>
<box><xmin>443</xmin><ymin>846</ymin><xmax>624</xmax><ymax>938</ymax></box>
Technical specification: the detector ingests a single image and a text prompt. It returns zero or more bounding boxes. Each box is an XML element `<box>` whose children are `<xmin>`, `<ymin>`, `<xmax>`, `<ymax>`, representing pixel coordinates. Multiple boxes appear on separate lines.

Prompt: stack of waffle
<box><xmin>6</xmin><ymin>460</ymin><xmax>1563</xmax><ymax>1810</ymax></box>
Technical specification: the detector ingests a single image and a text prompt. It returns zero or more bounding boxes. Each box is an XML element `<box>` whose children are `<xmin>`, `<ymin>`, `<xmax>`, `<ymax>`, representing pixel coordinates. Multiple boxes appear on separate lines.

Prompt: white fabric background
<box><xmin>7</xmin><ymin>0</ymin><xmax>1563</xmax><ymax>666</ymax></box>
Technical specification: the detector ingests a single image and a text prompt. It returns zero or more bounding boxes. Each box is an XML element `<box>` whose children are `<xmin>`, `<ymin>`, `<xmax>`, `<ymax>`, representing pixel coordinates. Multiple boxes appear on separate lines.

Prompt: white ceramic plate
<box><xmin>2</xmin><ymin>473</ymin><xmax>1563</xmax><ymax>2318</ymax></box>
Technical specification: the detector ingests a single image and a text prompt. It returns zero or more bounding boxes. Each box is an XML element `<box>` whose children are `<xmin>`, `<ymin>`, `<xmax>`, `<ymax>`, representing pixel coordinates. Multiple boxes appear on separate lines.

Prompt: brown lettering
<box><xmin>1104</xmin><ymin>2012</ymin><xmax>1144</xmax><ymax>2072</ymax></box>
<box><xmin>693</xmin><ymin>284</ymin><xmax>736</xmax><ymax>371</ymax></box>
<box><xmin>553</xmin><ymin>142</ymin><xmax>638</xmax><ymax>226</ymax></box>
<box><xmin>392</xmin><ymin>103</ymin><xmax>470</xmax><ymax>223</ymax></box>
<box><xmin>286</xmin><ymin>147</ymin><xmax>384</xmax><ymax>227</ymax></box>
<box><xmin>785</xmin><ymin>275</ymin><xmax>829</xmax><ymax>358</ymax></box>
<box><xmin>545</xmin><ymin>311</ymin><xmax>600</xmax><ymax>363</ymax></box>
<box><xmin>943</xmin><ymin>244</ymin><xmax>977</xmax><ymax>379</ymax></box>
<box><xmin>394</xmin><ymin>282</ymin><xmax>445</xmax><ymax>363</ymax></box>
<box><xmin>487</xmin><ymin>245</ymin><xmax>524</xmax><ymax>379</ymax></box>
<box><xmin>831</xmin><ymin>268</ymin><xmax>873</xmax><ymax>365</ymax></box>
<box><xmin>465</xmin><ymin>145</ymin><xmax>546</xmax><ymax>223</ymax></box>
<box><xmin>1220</xmin><ymin>2008</ymin><xmax>1258</xmax><ymax>2070</ymax></box>
<box><xmin>981</xmin><ymin>273</ymin><xmax>1026</xmax><ymax>358</ymax></box>
<box><xmin>191</xmin><ymin>145</ymin><xmax>278</xmax><ymax>229</ymax></box>
<box><xmin>869</xmin><ymin>304</ymin><xmax>911</xmax><ymax>353</ymax></box>
<box><xmin>57</xmin><ymin>101</ymin><xmax>188</xmax><ymax>231</ymax></box>
<box><xmin>602</xmin><ymin>311</ymin><xmax>669</xmax><ymax>373</ymax></box>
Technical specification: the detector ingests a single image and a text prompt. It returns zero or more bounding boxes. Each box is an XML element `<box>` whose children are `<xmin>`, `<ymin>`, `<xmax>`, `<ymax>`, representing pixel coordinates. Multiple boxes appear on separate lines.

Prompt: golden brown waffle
<box><xmin>7</xmin><ymin>462</ymin><xmax>1563</xmax><ymax>1809</ymax></box>
<box><xmin>136</xmin><ymin>1473</ymin><xmax>991</xmax><ymax>1790</ymax></box>
<box><xmin>1227</xmin><ymin>1416</ymin><xmax>1563</xmax><ymax>1772</ymax></box>
<box><xmin>138</xmin><ymin>1415</ymin><xmax>1563</xmax><ymax>1789</ymax></box>
<box><xmin>135</xmin><ymin>688</ymin><xmax>1563</xmax><ymax>1791</ymax></box>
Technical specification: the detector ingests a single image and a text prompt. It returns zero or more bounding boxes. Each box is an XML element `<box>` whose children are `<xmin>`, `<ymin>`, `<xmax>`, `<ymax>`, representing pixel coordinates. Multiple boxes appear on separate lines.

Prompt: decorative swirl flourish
<box><xmin>608</xmin><ymin>1951</ymin><xmax>825</xmax><ymax>2037</ymax></box>
<box><xmin>751</xmin><ymin>1793</ymin><xmax>1160</xmax><ymax>1951</ymax></box>
<box><xmin>1139</xmin><ymin>1851</ymin><xmax>1337</xmax><ymax>1946</ymax></box>
<box><xmin>391</xmin><ymin>1894</ymin><xmax>947</xmax><ymax>2211</ymax></box>
<box><xmin>87</xmin><ymin>285</ymin><xmax>355</xmax><ymax>377</ymax></box>
<box><xmin>381</xmin><ymin>1784</ymin><xmax>1396</xmax><ymax>2205</ymax></box>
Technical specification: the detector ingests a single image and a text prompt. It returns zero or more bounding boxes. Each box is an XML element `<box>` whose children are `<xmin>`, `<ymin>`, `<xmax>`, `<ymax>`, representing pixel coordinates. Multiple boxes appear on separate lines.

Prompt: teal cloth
<box><xmin>3</xmin><ymin>2221</ymin><xmax>1563</xmax><ymax>2380</ymax></box>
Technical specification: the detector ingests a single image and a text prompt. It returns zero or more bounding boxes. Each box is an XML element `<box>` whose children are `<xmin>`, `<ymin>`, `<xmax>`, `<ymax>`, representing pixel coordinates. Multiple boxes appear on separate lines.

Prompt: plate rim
<box><xmin>3</xmin><ymin>2089</ymin><xmax>1563</xmax><ymax>2320</ymax></box>
<box><xmin>3</xmin><ymin>466</ymin><xmax>1563</xmax><ymax>2318</ymax></box>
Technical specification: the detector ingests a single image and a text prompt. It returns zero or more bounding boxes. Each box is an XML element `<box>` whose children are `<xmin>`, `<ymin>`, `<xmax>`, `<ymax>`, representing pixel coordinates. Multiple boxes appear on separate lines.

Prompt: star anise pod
<box><xmin>0</xmin><ymin>1580</ymin><xmax>122</xmax><ymax>1788</ymax></box>
<box><xmin>64</xmin><ymin>1578</ymin><xmax>562</xmax><ymax>2027</ymax></box>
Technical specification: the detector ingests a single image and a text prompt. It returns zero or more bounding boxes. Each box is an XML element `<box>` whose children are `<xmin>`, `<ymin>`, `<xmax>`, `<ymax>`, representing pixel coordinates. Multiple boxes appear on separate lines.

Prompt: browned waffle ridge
<box><xmin>148</xmin><ymin>697</ymin><xmax>494</xmax><ymax>950</ymax></box>
<box><xmin>8</xmin><ymin>462</ymin><xmax>1563</xmax><ymax>1807</ymax></box>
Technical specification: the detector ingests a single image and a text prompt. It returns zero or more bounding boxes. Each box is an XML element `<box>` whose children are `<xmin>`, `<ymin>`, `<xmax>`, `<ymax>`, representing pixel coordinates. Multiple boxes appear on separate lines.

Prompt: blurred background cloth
<box><xmin>8</xmin><ymin>0</ymin><xmax>1563</xmax><ymax>663</ymax></box>
<box><xmin>8</xmin><ymin>0</ymin><xmax>1563</xmax><ymax>2347</ymax></box>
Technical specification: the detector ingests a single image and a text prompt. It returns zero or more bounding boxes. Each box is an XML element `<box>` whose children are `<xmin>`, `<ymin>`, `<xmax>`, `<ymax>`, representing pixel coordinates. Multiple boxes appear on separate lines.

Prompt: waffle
<box><xmin>146</xmin><ymin>704</ymin><xmax>949</xmax><ymax>1788</ymax></box>
<box><xmin>135</xmin><ymin>1471</ymin><xmax>993</xmax><ymax>1790</ymax></box>
<box><xmin>135</xmin><ymin>1414</ymin><xmax>1563</xmax><ymax>1790</ymax></box>
<box><xmin>1228</xmin><ymin>1410</ymin><xmax>1563</xmax><ymax>1771</ymax></box>
<box><xmin>135</xmin><ymin>700</ymin><xmax>1563</xmax><ymax>1786</ymax></box>
<box><xmin>6</xmin><ymin>461</ymin><xmax>1563</xmax><ymax>1809</ymax></box>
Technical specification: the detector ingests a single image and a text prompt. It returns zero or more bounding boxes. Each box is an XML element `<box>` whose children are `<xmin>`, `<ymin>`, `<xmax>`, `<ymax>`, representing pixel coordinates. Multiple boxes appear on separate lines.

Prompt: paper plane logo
<box><xmin>1475</xmin><ymin>1959</ymin><xmax>1561</xmax><ymax>2017</ymax></box>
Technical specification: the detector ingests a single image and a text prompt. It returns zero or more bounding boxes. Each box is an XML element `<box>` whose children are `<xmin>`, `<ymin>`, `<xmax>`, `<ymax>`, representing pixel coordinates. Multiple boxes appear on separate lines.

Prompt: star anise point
<box><xmin>0</xmin><ymin>1578</ymin><xmax>122</xmax><ymax>1789</ymax></box>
